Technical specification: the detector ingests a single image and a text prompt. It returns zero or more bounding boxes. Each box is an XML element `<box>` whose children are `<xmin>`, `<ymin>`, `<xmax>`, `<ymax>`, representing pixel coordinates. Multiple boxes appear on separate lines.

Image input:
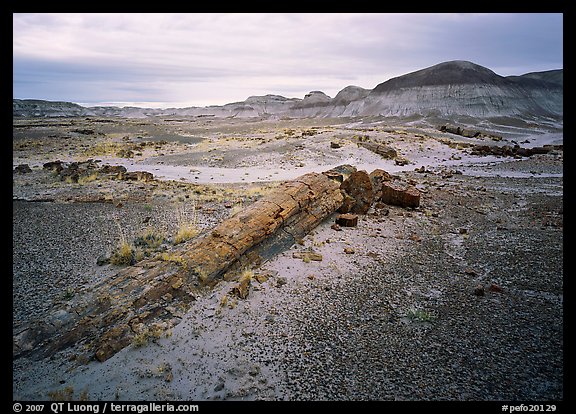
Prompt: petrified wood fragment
<box><xmin>338</xmin><ymin>170</ymin><xmax>373</xmax><ymax>214</ymax></box>
<box><xmin>336</xmin><ymin>213</ymin><xmax>359</xmax><ymax>227</ymax></box>
<box><xmin>357</xmin><ymin>142</ymin><xmax>398</xmax><ymax>159</ymax></box>
<box><xmin>379</xmin><ymin>181</ymin><xmax>421</xmax><ymax>208</ymax></box>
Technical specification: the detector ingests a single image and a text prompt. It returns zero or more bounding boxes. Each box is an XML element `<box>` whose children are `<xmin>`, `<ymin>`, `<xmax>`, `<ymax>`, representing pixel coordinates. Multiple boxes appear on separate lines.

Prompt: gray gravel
<box><xmin>239</xmin><ymin>170</ymin><xmax>563</xmax><ymax>401</ymax></box>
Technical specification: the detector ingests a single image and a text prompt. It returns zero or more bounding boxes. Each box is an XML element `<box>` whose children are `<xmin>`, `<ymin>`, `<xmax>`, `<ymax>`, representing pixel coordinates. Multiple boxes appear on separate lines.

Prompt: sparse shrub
<box><xmin>47</xmin><ymin>386</ymin><xmax>74</xmax><ymax>401</ymax></box>
<box><xmin>63</xmin><ymin>287</ymin><xmax>75</xmax><ymax>300</ymax></box>
<box><xmin>131</xmin><ymin>326</ymin><xmax>164</xmax><ymax>348</ymax></box>
<box><xmin>110</xmin><ymin>240</ymin><xmax>136</xmax><ymax>265</ymax></box>
<box><xmin>406</xmin><ymin>307</ymin><xmax>436</xmax><ymax>322</ymax></box>
<box><xmin>173</xmin><ymin>200</ymin><xmax>199</xmax><ymax>244</ymax></box>
<box><xmin>174</xmin><ymin>223</ymin><xmax>199</xmax><ymax>244</ymax></box>
<box><xmin>77</xmin><ymin>172</ymin><xmax>99</xmax><ymax>184</ymax></box>
<box><xmin>231</xmin><ymin>268</ymin><xmax>254</xmax><ymax>299</ymax></box>
<box><xmin>134</xmin><ymin>227</ymin><xmax>165</xmax><ymax>249</ymax></box>
<box><xmin>157</xmin><ymin>252</ymin><xmax>188</xmax><ymax>270</ymax></box>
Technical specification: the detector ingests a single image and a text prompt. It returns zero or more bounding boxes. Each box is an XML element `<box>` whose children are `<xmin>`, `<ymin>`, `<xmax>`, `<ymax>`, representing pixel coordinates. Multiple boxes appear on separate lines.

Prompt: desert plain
<box><xmin>12</xmin><ymin>114</ymin><xmax>563</xmax><ymax>401</ymax></box>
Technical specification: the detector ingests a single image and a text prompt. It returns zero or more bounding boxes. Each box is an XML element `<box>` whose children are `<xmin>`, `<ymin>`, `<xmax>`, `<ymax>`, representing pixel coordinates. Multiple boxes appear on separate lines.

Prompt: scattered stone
<box><xmin>72</xmin><ymin>128</ymin><xmax>95</xmax><ymax>135</ymax></box>
<box><xmin>96</xmin><ymin>253</ymin><xmax>111</xmax><ymax>266</ymax></box>
<box><xmin>171</xmin><ymin>278</ymin><xmax>184</xmax><ymax>290</ymax></box>
<box><xmin>336</xmin><ymin>213</ymin><xmax>358</xmax><ymax>227</ymax></box>
<box><xmin>100</xmin><ymin>164</ymin><xmax>127</xmax><ymax>175</ymax></box>
<box><xmin>116</xmin><ymin>149</ymin><xmax>134</xmax><ymax>158</ymax></box>
<box><xmin>119</xmin><ymin>171</ymin><xmax>154</xmax><ymax>182</ymax></box>
<box><xmin>214</xmin><ymin>380</ymin><xmax>225</xmax><ymax>392</ymax></box>
<box><xmin>344</xmin><ymin>247</ymin><xmax>355</xmax><ymax>254</ymax></box>
<box><xmin>292</xmin><ymin>251</ymin><xmax>323</xmax><ymax>262</ymax></box>
<box><xmin>276</xmin><ymin>277</ymin><xmax>287</xmax><ymax>287</ymax></box>
<box><xmin>331</xmin><ymin>223</ymin><xmax>342</xmax><ymax>231</ymax></box>
<box><xmin>330</xmin><ymin>141</ymin><xmax>342</xmax><ymax>149</ymax></box>
<box><xmin>474</xmin><ymin>285</ymin><xmax>485</xmax><ymax>296</ymax></box>
<box><xmin>231</xmin><ymin>272</ymin><xmax>252</xmax><ymax>299</ymax></box>
<box><xmin>394</xmin><ymin>157</ymin><xmax>410</xmax><ymax>166</ymax></box>
<box><xmin>322</xmin><ymin>164</ymin><xmax>357</xmax><ymax>183</ymax></box>
<box><xmin>14</xmin><ymin>164</ymin><xmax>32</xmax><ymax>174</ymax></box>
<box><xmin>488</xmin><ymin>283</ymin><xmax>503</xmax><ymax>293</ymax></box>
<box><xmin>43</xmin><ymin>160</ymin><xmax>64</xmax><ymax>173</ymax></box>
<box><xmin>248</xmin><ymin>364</ymin><xmax>261</xmax><ymax>376</ymax></box>
<box><xmin>409</xmin><ymin>234</ymin><xmax>422</xmax><ymax>242</ymax></box>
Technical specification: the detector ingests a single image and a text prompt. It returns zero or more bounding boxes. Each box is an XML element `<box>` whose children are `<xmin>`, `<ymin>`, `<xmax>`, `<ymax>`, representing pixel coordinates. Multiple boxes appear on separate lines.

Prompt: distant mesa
<box><xmin>371</xmin><ymin>60</ymin><xmax>509</xmax><ymax>92</ymax></box>
<box><xmin>13</xmin><ymin>60</ymin><xmax>563</xmax><ymax>123</ymax></box>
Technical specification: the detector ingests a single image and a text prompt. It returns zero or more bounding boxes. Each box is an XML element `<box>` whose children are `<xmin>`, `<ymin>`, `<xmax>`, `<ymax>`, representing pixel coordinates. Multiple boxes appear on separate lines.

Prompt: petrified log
<box><xmin>182</xmin><ymin>171</ymin><xmax>343</xmax><ymax>285</ymax></box>
<box><xmin>470</xmin><ymin>144</ymin><xmax>552</xmax><ymax>158</ymax></box>
<box><xmin>13</xmin><ymin>170</ymin><xmax>344</xmax><ymax>363</ymax></box>
<box><xmin>358</xmin><ymin>142</ymin><xmax>398</xmax><ymax>159</ymax></box>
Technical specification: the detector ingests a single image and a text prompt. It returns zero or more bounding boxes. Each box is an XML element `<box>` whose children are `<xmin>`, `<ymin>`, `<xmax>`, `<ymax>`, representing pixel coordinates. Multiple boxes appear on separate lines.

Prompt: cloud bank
<box><xmin>13</xmin><ymin>13</ymin><xmax>563</xmax><ymax>108</ymax></box>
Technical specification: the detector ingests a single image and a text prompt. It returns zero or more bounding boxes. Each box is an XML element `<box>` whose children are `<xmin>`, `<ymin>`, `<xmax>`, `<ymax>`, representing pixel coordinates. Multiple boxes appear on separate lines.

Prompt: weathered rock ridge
<box><xmin>13</xmin><ymin>60</ymin><xmax>563</xmax><ymax>122</ymax></box>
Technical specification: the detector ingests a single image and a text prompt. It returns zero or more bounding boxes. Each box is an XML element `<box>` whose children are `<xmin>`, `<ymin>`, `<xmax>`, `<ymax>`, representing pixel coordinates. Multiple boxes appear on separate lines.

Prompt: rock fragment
<box><xmin>339</xmin><ymin>170</ymin><xmax>373</xmax><ymax>214</ymax></box>
<box><xmin>336</xmin><ymin>213</ymin><xmax>358</xmax><ymax>227</ymax></box>
<box><xmin>358</xmin><ymin>142</ymin><xmax>398</xmax><ymax>159</ymax></box>
<box><xmin>379</xmin><ymin>181</ymin><xmax>421</xmax><ymax>208</ymax></box>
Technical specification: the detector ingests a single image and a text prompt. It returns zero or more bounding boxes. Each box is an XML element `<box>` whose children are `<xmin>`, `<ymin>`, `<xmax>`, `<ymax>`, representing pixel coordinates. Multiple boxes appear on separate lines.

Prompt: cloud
<box><xmin>13</xmin><ymin>13</ymin><xmax>563</xmax><ymax>107</ymax></box>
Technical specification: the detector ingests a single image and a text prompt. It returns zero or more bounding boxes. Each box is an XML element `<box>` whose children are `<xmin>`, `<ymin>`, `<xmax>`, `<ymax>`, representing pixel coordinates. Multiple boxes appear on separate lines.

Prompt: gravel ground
<box><xmin>258</xmin><ymin>175</ymin><xmax>563</xmax><ymax>400</ymax></box>
<box><xmin>12</xmin><ymin>118</ymin><xmax>563</xmax><ymax>402</ymax></box>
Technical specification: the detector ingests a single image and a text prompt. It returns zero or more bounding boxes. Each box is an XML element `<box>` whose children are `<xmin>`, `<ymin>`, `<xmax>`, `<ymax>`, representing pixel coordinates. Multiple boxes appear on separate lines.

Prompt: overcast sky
<box><xmin>13</xmin><ymin>13</ymin><xmax>563</xmax><ymax>108</ymax></box>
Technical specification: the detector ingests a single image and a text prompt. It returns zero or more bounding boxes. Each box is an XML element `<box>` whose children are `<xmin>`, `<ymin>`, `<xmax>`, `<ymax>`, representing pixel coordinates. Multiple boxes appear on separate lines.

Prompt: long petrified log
<box><xmin>181</xmin><ymin>171</ymin><xmax>344</xmax><ymax>285</ymax></box>
<box><xmin>13</xmin><ymin>170</ymin><xmax>344</xmax><ymax>362</ymax></box>
<box><xmin>357</xmin><ymin>142</ymin><xmax>398</xmax><ymax>159</ymax></box>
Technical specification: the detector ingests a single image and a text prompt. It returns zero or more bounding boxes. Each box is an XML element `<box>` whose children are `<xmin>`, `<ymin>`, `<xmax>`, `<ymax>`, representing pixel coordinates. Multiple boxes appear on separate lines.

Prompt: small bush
<box><xmin>132</xmin><ymin>326</ymin><xmax>164</xmax><ymax>348</ymax></box>
<box><xmin>134</xmin><ymin>228</ymin><xmax>165</xmax><ymax>249</ymax></box>
<box><xmin>77</xmin><ymin>172</ymin><xmax>99</xmax><ymax>185</ymax></box>
<box><xmin>158</xmin><ymin>252</ymin><xmax>188</xmax><ymax>270</ymax></box>
<box><xmin>406</xmin><ymin>307</ymin><xmax>436</xmax><ymax>322</ymax></box>
<box><xmin>174</xmin><ymin>223</ymin><xmax>199</xmax><ymax>244</ymax></box>
<box><xmin>110</xmin><ymin>240</ymin><xmax>135</xmax><ymax>265</ymax></box>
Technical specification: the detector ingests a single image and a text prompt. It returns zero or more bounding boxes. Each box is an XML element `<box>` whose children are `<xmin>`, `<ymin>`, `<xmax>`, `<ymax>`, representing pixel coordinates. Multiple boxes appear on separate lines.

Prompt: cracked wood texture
<box><xmin>13</xmin><ymin>170</ymin><xmax>344</xmax><ymax>362</ymax></box>
<box><xmin>184</xmin><ymin>171</ymin><xmax>344</xmax><ymax>285</ymax></box>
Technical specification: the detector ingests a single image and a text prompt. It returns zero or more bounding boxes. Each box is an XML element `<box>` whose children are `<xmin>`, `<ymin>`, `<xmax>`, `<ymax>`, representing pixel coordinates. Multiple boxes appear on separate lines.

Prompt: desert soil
<box><xmin>12</xmin><ymin>116</ymin><xmax>563</xmax><ymax>401</ymax></box>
